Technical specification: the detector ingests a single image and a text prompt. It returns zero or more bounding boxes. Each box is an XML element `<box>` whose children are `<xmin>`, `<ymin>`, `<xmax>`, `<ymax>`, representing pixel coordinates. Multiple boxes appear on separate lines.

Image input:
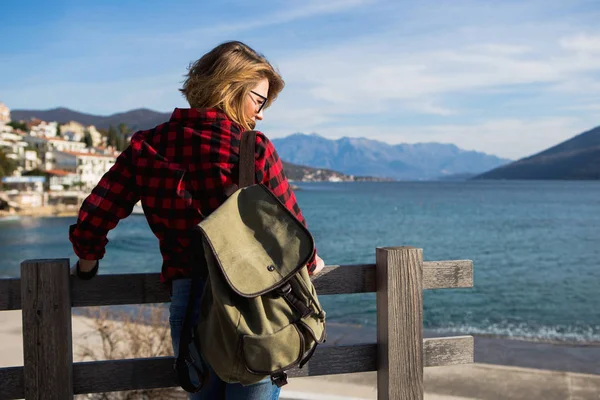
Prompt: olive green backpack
<box><xmin>176</xmin><ymin>131</ymin><xmax>326</xmax><ymax>391</ymax></box>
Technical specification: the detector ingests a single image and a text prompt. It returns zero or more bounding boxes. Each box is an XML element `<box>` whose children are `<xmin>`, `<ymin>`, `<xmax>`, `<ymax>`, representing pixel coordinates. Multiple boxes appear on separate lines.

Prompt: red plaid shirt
<box><xmin>69</xmin><ymin>108</ymin><xmax>316</xmax><ymax>283</ymax></box>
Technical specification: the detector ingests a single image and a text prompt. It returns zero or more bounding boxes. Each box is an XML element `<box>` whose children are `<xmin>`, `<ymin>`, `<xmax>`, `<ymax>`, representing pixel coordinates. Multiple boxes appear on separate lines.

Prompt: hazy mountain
<box><xmin>272</xmin><ymin>133</ymin><xmax>510</xmax><ymax>180</ymax></box>
<box><xmin>11</xmin><ymin>107</ymin><xmax>171</xmax><ymax>131</ymax></box>
<box><xmin>474</xmin><ymin>125</ymin><xmax>600</xmax><ymax>180</ymax></box>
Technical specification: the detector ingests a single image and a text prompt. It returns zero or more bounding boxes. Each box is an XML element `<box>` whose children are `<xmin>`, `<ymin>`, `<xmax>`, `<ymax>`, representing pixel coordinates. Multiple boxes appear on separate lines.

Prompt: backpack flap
<box><xmin>198</xmin><ymin>183</ymin><xmax>315</xmax><ymax>297</ymax></box>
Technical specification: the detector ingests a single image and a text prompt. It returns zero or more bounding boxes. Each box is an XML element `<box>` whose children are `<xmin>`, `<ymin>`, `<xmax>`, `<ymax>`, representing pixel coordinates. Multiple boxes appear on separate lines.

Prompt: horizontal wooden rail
<box><xmin>0</xmin><ymin>336</ymin><xmax>473</xmax><ymax>399</ymax></box>
<box><xmin>0</xmin><ymin>260</ymin><xmax>472</xmax><ymax>311</ymax></box>
<box><xmin>0</xmin><ymin>367</ymin><xmax>23</xmax><ymax>400</ymax></box>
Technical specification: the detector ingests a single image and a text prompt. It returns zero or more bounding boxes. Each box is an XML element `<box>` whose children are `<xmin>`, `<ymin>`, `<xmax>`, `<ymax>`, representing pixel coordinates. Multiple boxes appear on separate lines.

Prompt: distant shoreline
<box><xmin>0</xmin><ymin>206</ymin><xmax>78</xmax><ymax>219</ymax></box>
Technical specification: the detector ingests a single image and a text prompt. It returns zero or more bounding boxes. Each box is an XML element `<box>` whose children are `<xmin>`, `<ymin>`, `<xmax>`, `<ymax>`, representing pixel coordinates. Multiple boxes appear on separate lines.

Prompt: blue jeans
<box><xmin>169</xmin><ymin>278</ymin><xmax>281</xmax><ymax>400</ymax></box>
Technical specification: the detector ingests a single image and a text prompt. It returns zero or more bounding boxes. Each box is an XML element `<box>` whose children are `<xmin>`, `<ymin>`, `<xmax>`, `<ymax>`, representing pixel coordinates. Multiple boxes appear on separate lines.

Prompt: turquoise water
<box><xmin>1</xmin><ymin>181</ymin><xmax>599</xmax><ymax>343</ymax></box>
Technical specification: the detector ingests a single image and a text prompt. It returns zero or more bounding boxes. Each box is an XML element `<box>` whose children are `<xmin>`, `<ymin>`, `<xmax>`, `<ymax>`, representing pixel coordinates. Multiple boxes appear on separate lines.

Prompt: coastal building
<box><xmin>60</xmin><ymin>121</ymin><xmax>86</xmax><ymax>138</ymax></box>
<box><xmin>87</xmin><ymin>125</ymin><xmax>106</xmax><ymax>147</ymax></box>
<box><xmin>20</xmin><ymin>135</ymin><xmax>48</xmax><ymax>153</ymax></box>
<box><xmin>59</xmin><ymin>123</ymin><xmax>105</xmax><ymax>147</ymax></box>
<box><xmin>0</xmin><ymin>129</ymin><xmax>41</xmax><ymax>174</ymax></box>
<box><xmin>29</xmin><ymin>120</ymin><xmax>58</xmax><ymax>137</ymax></box>
<box><xmin>0</xmin><ymin>137</ymin><xmax>26</xmax><ymax>170</ymax></box>
<box><xmin>48</xmin><ymin>150</ymin><xmax>116</xmax><ymax>191</ymax></box>
<box><xmin>1</xmin><ymin>176</ymin><xmax>46</xmax><ymax>208</ymax></box>
<box><xmin>0</xmin><ymin>125</ymin><xmax>19</xmax><ymax>141</ymax></box>
<box><xmin>22</xmin><ymin>136</ymin><xmax>88</xmax><ymax>165</ymax></box>
<box><xmin>47</xmin><ymin>137</ymin><xmax>88</xmax><ymax>153</ymax></box>
<box><xmin>46</xmin><ymin>169</ymin><xmax>80</xmax><ymax>190</ymax></box>
<box><xmin>0</xmin><ymin>102</ymin><xmax>10</xmax><ymax>123</ymax></box>
<box><xmin>22</xmin><ymin>150</ymin><xmax>40</xmax><ymax>171</ymax></box>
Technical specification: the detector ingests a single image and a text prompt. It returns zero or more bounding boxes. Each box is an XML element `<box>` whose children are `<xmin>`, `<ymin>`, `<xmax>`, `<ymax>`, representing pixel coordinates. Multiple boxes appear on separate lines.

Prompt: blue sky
<box><xmin>2</xmin><ymin>0</ymin><xmax>600</xmax><ymax>159</ymax></box>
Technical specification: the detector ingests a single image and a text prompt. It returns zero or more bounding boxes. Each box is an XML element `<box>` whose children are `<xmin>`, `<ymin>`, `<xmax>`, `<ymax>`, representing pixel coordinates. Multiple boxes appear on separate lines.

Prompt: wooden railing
<box><xmin>0</xmin><ymin>247</ymin><xmax>473</xmax><ymax>399</ymax></box>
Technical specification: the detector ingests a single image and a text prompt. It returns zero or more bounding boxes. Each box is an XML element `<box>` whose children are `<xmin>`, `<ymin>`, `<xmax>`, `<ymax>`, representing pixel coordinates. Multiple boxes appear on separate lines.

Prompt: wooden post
<box><xmin>376</xmin><ymin>247</ymin><xmax>423</xmax><ymax>400</ymax></box>
<box><xmin>21</xmin><ymin>259</ymin><xmax>73</xmax><ymax>399</ymax></box>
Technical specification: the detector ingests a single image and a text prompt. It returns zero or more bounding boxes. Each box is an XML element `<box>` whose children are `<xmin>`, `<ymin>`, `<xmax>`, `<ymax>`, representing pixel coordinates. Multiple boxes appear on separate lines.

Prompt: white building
<box><xmin>60</xmin><ymin>121</ymin><xmax>85</xmax><ymax>137</ymax></box>
<box><xmin>87</xmin><ymin>125</ymin><xmax>106</xmax><ymax>147</ymax></box>
<box><xmin>50</xmin><ymin>151</ymin><xmax>116</xmax><ymax>190</ymax></box>
<box><xmin>63</xmin><ymin>130</ymin><xmax>83</xmax><ymax>142</ymax></box>
<box><xmin>30</xmin><ymin>121</ymin><xmax>58</xmax><ymax>137</ymax></box>
<box><xmin>47</xmin><ymin>137</ymin><xmax>88</xmax><ymax>153</ymax></box>
<box><xmin>22</xmin><ymin>135</ymin><xmax>88</xmax><ymax>155</ymax></box>
<box><xmin>0</xmin><ymin>102</ymin><xmax>10</xmax><ymax>123</ymax></box>
<box><xmin>1</xmin><ymin>176</ymin><xmax>46</xmax><ymax>208</ymax></box>
<box><xmin>0</xmin><ymin>129</ymin><xmax>41</xmax><ymax>174</ymax></box>
<box><xmin>45</xmin><ymin>169</ymin><xmax>80</xmax><ymax>190</ymax></box>
<box><xmin>20</xmin><ymin>135</ymin><xmax>48</xmax><ymax>153</ymax></box>
<box><xmin>58</xmin><ymin>122</ymin><xmax>105</xmax><ymax>147</ymax></box>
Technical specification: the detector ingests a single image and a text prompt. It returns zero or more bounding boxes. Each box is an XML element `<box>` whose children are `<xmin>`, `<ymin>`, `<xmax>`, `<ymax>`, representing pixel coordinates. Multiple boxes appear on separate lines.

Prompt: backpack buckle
<box><xmin>270</xmin><ymin>372</ymin><xmax>288</xmax><ymax>387</ymax></box>
<box><xmin>277</xmin><ymin>283</ymin><xmax>292</xmax><ymax>296</ymax></box>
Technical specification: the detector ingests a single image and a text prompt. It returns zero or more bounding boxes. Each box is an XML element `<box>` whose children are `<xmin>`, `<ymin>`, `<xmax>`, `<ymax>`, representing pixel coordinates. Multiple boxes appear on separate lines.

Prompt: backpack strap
<box><xmin>239</xmin><ymin>130</ymin><xmax>257</xmax><ymax>188</ymax></box>
<box><xmin>175</xmin><ymin>130</ymin><xmax>257</xmax><ymax>392</ymax></box>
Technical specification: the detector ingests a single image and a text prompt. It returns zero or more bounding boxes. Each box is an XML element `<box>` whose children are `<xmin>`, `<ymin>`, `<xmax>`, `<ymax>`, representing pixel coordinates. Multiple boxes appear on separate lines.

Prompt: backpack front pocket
<box><xmin>242</xmin><ymin>323</ymin><xmax>304</xmax><ymax>375</ymax></box>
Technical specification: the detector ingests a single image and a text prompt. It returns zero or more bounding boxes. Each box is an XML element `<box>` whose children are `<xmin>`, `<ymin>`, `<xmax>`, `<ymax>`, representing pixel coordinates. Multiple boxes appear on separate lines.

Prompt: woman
<box><xmin>69</xmin><ymin>41</ymin><xmax>325</xmax><ymax>399</ymax></box>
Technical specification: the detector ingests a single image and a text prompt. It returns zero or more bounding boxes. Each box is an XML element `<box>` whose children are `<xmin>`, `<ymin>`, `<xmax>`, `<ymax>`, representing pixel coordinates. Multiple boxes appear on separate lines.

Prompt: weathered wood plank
<box><xmin>0</xmin><ymin>260</ymin><xmax>473</xmax><ymax>310</ymax></box>
<box><xmin>0</xmin><ymin>278</ymin><xmax>20</xmax><ymax>310</ymax></box>
<box><xmin>289</xmin><ymin>343</ymin><xmax>378</xmax><ymax>377</ymax></box>
<box><xmin>0</xmin><ymin>337</ymin><xmax>472</xmax><ymax>397</ymax></box>
<box><xmin>423</xmin><ymin>260</ymin><xmax>473</xmax><ymax>289</ymax></box>
<box><xmin>0</xmin><ymin>366</ymin><xmax>24</xmax><ymax>400</ymax></box>
<box><xmin>424</xmin><ymin>336</ymin><xmax>474</xmax><ymax>366</ymax></box>
<box><xmin>73</xmin><ymin>357</ymin><xmax>177</xmax><ymax>394</ymax></box>
<box><xmin>70</xmin><ymin>273</ymin><xmax>169</xmax><ymax>307</ymax></box>
<box><xmin>21</xmin><ymin>259</ymin><xmax>74</xmax><ymax>399</ymax></box>
<box><xmin>312</xmin><ymin>264</ymin><xmax>376</xmax><ymax>294</ymax></box>
<box><xmin>377</xmin><ymin>247</ymin><xmax>424</xmax><ymax>400</ymax></box>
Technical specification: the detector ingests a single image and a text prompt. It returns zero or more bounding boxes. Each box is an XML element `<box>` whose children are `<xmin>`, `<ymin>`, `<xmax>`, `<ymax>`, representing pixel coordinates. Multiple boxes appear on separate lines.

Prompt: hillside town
<box><xmin>0</xmin><ymin>102</ymin><xmax>124</xmax><ymax>217</ymax></box>
<box><xmin>0</xmin><ymin>101</ymin><xmax>396</xmax><ymax>217</ymax></box>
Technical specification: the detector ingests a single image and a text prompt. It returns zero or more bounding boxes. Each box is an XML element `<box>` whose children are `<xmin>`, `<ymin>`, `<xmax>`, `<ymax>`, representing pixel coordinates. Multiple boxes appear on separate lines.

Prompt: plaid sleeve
<box><xmin>255</xmin><ymin>132</ymin><xmax>317</xmax><ymax>272</ymax></box>
<box><xmin>69</xmin><ymin>146</ymin><xmax>140</xmax><ymax>260</ymax></box>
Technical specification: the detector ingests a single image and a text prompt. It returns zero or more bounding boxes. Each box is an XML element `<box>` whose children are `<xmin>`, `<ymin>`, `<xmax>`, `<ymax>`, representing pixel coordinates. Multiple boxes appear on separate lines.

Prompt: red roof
<box><xmin>45</xmin><ymin>169</ymin><xmax>75</xmax><ymax>176</ymax></box>
<box><xmin>47</xmin><ymin>137</ymin><xmax>71</xmax><ymax>142</ymax></box>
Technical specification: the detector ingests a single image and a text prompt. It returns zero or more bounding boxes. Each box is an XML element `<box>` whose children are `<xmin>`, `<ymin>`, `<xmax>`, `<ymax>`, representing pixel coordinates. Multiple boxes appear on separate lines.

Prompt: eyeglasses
<box><xmin>249</xmin><ymin>90</ymin><xmax>267</xmax><ymax>113</ymax></box>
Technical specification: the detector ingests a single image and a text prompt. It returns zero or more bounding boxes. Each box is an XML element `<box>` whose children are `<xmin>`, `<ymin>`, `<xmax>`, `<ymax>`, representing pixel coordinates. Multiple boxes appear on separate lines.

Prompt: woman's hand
<box><xmin>70</xmin><ymin>259</ymin><xmax>99</xmax><ymax>280</ymax></box>
<box><xmin>310</xmin><ymin>254</ymin><xmax>325</xmax><ymax>275</ymax></box>
<box><xmin>78</xmin><ymin>259</ymin><xmax>98</xmax><ymax>272</ymax></box>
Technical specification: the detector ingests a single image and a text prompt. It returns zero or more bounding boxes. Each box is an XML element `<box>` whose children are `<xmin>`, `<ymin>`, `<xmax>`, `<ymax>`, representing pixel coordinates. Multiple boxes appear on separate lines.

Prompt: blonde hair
<box><xmin>180</xmin><ymin>41</ymin><xmax>284</xmax><ymax>131</ymax></box>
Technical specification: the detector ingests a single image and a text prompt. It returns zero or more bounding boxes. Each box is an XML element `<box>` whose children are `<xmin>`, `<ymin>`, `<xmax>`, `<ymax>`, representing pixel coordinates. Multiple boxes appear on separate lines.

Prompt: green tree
<box><xmin>107</xmin><ymin>125</ymin><xmax>118</xmax><ymax>148</ymax></box>
<box><xmin>7</xmin><ymin>121</ymin><xmax>27</xmax><ymax>131</ymax></box>
<box><xmin>117</xmin><ymin>123</ymin><xmax>131</xmax><ymax>137</ymax></box>
<box><xmin>82</xmin><ymin>129</ymin><xmax>93</xmax><ymax>148</ymax></box>
<box><xmin>56</xmin><ymin>123</ymin><xmax>62</xmax><ymax>137</ymax></box>
<box><xmin>0</xmin><ymin>149</ymin><xmax>17</xmax><ymax>180</ymax></box>
<box><xmin>116</xmin><ymin>123</ymin><xmax>130</xmax><ymax>151</ymax></box>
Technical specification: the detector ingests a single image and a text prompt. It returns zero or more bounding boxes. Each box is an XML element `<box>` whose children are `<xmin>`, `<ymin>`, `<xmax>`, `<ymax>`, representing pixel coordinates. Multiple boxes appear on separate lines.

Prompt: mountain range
<box><xmin>11</xmin><ymin>107</ymin><xmax>171</xmax><ymax>132</ymax></box>
<box><xmin>12</xmin><ymin>107</ymin><xmax>510</xmax><ymax>180</ymax></box>
<box><xmin>272</xmin><ymin>134</ymin><xmax>510</xmax><ymax>180</ymax></box>
<box><xmin>474</xmin><ymin>125</ymin><xmax>600</xmax><ymax>180</ymax></box>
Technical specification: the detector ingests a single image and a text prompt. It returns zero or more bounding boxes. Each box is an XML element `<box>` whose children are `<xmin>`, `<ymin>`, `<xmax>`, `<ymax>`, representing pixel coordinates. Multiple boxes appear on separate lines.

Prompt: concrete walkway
<box><xmin>281</xmin><ymin>364</ymin><xmax>600</xmax><ymax>399</ymax></box>
<box><xmin>2</xmin><ymin>310</ymin><xmax>599</xmax><ymax>399</ymax></box>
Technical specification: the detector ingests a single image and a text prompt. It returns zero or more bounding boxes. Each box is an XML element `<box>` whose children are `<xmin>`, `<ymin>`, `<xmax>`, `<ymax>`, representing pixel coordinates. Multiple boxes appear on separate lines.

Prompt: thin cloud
<box><xmin>158</xmin><ymin>0</ymin><xmax>377</xmax><ymax>47</ymax></box>
<box><xmin>560</xmin><ymin>34</ymin><xmax>600</xmax><ymax>53</ymax></box>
